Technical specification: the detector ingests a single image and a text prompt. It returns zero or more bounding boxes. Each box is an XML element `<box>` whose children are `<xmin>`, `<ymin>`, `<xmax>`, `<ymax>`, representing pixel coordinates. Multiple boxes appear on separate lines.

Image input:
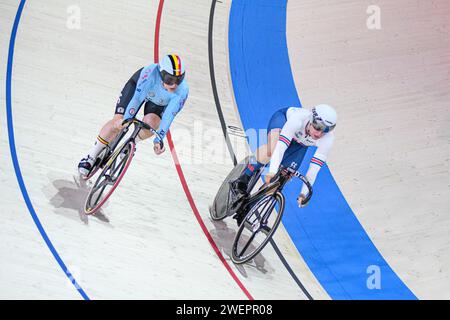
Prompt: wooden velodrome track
<box><xmin>1</xmin><ymin>0</ymin><xmax>449</xmax><ymax>299</ymax></box>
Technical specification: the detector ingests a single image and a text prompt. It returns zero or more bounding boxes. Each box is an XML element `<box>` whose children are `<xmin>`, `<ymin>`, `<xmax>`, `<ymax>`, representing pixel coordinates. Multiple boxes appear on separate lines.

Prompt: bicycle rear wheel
<box><xmin>84</xmin><ymin>139</ymin><xmax>135</xmax><ymax>215</ymax></box>
<box><xmin>231</xmin><ymin>191</ymin><xmax>285</xmax><ymax>264</ymax></box>
<box><xmin>210</xmin><ymin>157</ymin><xmax>249</xmax><ymax>221</ymax></box>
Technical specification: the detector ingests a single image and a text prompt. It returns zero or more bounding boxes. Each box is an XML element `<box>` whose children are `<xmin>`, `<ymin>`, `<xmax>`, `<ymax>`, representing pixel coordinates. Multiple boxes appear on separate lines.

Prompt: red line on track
<box><xmin>153</xmin><ymin>0</ymin><xmax>253</xmax><ymax>300</ymax></box>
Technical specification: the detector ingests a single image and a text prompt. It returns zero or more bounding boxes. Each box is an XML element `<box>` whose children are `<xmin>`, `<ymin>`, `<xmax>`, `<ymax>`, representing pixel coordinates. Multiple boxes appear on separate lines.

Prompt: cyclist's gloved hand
<box><xmin>264</xmin><ymin>173</ymin><xmax>275</xmax><ymax>184</ymax></box>
<box><xmin>153</xmin><ymin>142</ymin><xmax>165</xmax><ymax>155</ymax></box>
<box><xmin>297</xmin><ymin>193</ymin><xmax>308</xmax><ymax>208</ymax></box>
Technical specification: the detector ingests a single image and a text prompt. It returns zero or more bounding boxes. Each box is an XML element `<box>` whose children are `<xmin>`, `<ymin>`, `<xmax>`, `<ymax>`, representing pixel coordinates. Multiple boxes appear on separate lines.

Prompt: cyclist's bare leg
<box><xmin>138</xmin><ymin>113</ymin><xmax>161</xmax><ymax>141</ymax></box>
<box><xmin>98</xmin><ymin>114</ymin><xmax>125</xmax><ymax>142</ymax></box>
<box><xmin>232</xmin><ymin>129</ymin><xmax>281</xmax><ymax>197</ymax></box>
<box><xmin>78</xmin><ymin>114</ymin><xmax>125</xmax><ymax>174</ymax></box>
<box><xmin>88</xmin><ymin>114</ymin><xmax>124</xmax><ymax>157</ymax></box>
<box><xmin>254</xmin><ymin>129</ymin><xmax>281</xmax><ymax>164</ymax></box>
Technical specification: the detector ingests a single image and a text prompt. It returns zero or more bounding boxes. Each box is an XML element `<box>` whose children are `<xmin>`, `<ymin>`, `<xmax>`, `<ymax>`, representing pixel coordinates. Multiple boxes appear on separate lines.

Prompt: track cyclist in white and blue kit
<box><xmin>78</xmin><ymin>54</ymin><xmax>189</xmax><ymax>175</ymax></box>
<box><xmin>232</xmin><ymin>104</ymin><xmax>337</xmax><ymax>225</ymax></box>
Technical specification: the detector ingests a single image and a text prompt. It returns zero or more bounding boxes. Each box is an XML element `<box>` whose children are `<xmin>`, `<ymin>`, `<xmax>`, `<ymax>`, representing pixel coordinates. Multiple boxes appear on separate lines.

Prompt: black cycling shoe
<box><xmin>233</xmin><ymin>210</ymin><xmax>246</xmax><ymax>226</ymax></box>
<box><xmin>231</xmin><ymin>174</ymin><xmax>251</xmax><ymax>197</ymax></box>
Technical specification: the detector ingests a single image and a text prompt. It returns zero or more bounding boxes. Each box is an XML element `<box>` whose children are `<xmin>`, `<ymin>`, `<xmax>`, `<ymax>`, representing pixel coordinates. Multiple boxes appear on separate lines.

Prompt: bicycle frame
<box><xmin>103</xmin><ymin>118</ymin><xmax>163</xmax><ymax>164</ymax></box>
<box><xmin>84</xmin><ymin>119</ymin><xmax>164</xmax><ymax>214</ymax></box>
<box><xmin>84</xmin><ymin>118</ymin><xmax>164</xmax><ymax>182</ymax></box>
<box><xmin>239</xmin><ymin>166</ymin><xmax>313</xmax><ymax>215</ymax></box>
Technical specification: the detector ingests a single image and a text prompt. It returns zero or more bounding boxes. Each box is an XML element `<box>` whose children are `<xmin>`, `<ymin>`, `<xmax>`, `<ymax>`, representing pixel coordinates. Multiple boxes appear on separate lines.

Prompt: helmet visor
<box><xmin>312</xmin><ymin>119</ymin><xmax>335</xmax><ymax>133</ymax></box>
<box><xmin>161</xmin><ymin>70</ymin><xmax>184</xmax><ymax>85</ymax></box>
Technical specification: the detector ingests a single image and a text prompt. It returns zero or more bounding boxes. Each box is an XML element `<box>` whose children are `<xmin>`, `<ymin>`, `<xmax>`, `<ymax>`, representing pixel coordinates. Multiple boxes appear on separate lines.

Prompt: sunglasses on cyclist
<box><xmin>161</xmin><ymin>70</ymin><xmax>185</xmax><ymax>86</ymax></box>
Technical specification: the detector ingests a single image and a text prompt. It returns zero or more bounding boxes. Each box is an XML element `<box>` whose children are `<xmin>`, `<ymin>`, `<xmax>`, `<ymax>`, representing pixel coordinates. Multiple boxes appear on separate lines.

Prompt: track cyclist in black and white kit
<box><xmin>232</xmin><ymin>104</ymin><xmax>338</xmax><ymax>224</ymax></box>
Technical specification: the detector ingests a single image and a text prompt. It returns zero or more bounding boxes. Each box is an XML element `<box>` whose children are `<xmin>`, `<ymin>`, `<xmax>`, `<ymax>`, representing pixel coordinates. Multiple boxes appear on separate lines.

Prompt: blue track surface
<box><xmin>228</xmin><ymin>0</ymin><xmax>416</xmax><ymax>299</ymax></box>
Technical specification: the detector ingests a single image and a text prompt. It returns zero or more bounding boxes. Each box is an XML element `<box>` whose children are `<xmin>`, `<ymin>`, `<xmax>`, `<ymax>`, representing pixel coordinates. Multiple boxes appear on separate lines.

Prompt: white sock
<box><xmin>88</xmin><ymin>135</ymin><xmax>108</xmax><ymax>159</ymax></box>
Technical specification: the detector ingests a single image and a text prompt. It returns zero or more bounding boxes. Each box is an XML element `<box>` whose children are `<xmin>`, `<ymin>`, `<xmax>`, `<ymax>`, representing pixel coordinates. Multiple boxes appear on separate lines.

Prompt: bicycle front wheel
<box><xmin>231</xmin><ymin>191</ymin><xmax>285</xmax><ymax>264</ymax></box>
<box><xmin>84</xmin><ymin>140</ymin><xmax>135</xmax><ymax>215</ymax></box>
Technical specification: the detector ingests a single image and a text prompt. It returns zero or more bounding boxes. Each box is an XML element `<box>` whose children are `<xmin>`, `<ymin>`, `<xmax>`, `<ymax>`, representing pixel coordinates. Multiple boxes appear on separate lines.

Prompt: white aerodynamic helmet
<box><xmin>158</xmin><ymin>54</ymin><xmax>185</xmax><ymax>85</ymax></box>
<box><xmin>311</xmin><ymin>104</ymin><xmax>337</xmax><ymax>133</ymax></box>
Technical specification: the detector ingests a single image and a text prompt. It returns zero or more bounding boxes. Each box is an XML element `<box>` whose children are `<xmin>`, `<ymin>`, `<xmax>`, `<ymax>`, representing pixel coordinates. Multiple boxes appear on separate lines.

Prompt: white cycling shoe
<box><xmin>78</xmin><ymin>155</ymin><xmax>95</xmax><ymax>176</ymax></box>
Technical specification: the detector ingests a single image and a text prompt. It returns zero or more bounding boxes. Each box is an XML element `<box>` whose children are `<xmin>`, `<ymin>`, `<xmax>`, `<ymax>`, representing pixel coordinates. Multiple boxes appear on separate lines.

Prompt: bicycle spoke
<box><xmin>109</xmin><ymin>156</ymin><xmax>118</xmax><ymax>173</ymax></box>
<box><xmin>247</xmin><ymin>197</ymin><xmax>272</xmax><ymax>224</ymax></box>
<box><xmin>95</xmin><ymin>175</ymin><xmax>114</xmax><ymax>190</ymax></box>
<box><xmin>259</xmin><ymin>197</ymin><xmax>273</xmax><ymax>216</ymax></box>
<box><xmin>238</xmin><ymin>231</ymin><xmax>257</xmax><ymax>257</ymax></box>
<box><xmin>94</xmin><ymin>183</ymin><xmax>108</xmax><ymax>205</ymax></box>
<box><xmin>247</xmin><ymin>211</ymin><xmax>260</xmax><ymax>224</ymax></box>
<box><xmin>110</xmin><ymin>152</ymin><xmax>128</xmax><ymax>177</ymax></box>
<box><xmin>262</xmin><ymin>198</ymin><xmax>277</xmax><ymax>224</ymax></box>
<box><xmin>111</xmin><ymin>158</ymin><xmax>124</xmax><ymax>176</ymax></box>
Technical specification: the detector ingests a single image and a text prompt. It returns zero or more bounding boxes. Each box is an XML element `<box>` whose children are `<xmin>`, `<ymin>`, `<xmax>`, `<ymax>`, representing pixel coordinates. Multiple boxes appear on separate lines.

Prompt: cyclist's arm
<box><xmin>268</xmin><ymin>118</ymin><xmax>297</xmax><ymax>174</ymax></box>
<box><xmin>154</xmin><ymin>90</ymin><xmax>189</xmax><ymax>143</ymax></box>
<box><xmin>300</xmin><ymin>134</ymin><xmax>334</xmax><ymax>195</ymax></box>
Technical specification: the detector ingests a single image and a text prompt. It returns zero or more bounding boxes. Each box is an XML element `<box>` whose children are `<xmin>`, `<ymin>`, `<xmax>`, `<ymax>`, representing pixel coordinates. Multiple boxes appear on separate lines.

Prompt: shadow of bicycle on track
<box><xmin>208</xmin><ymin>217</ymin><xmax>275</xmax><ymax>277</ymax></box>
<box><xmin>42</xmin><ymin>174</ymin><xmax>110</xmax><ymax>225</ymax></box>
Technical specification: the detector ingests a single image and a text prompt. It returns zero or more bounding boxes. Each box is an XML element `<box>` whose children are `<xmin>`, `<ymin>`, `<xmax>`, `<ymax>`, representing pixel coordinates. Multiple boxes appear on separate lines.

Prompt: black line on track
<box><xmin>208</xmin><ymin>0</ymin><xmax>238</xmax><ymax>166</ymax></box>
